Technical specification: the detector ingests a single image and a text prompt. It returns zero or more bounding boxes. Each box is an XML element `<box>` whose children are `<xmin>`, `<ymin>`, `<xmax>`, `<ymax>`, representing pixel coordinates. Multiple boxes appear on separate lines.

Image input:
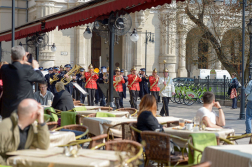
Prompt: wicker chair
<box><xmin>116</xmin><ymin>108</ymin><xmax>138</xmax><ymax>116</ymax></box>
<box><xmin>88</xmin><ymin>134</ymin><xmax>108</xmax><ymax>149</ymax></box>
<box><xmin>188</xmin><ymin>136</ymin><xmax>232</xmax><ymax>164</ymax></box>
<box><xmin>129</xmin><ymin>122</ymin><xmax>140</xmax><ymax>142</ymax></box>
<box><xmin>192</xmin><ymin>161</ymin><xmax>212</xmax><ymax>167</ymax></box>
<box><xmin>91</xmin><ymin>107</ymin><xmax>113</xmax><ymax>111</ymax></box>
<box><xmin>87</xmin><ymin>113</ymin><xmax>96</xmax><ymax>117</ymax></box>
<box><xmin>46</xmin><ymin>122</ymin><xmax>58</xmax><ymax>130</ymax></box>
<box><xmin>53</xmin><ymin>124</ymin><xmax>89</xmax><ymax>139</ymax></box>
<box><xmin>225</xmin><ymin>133</ymin><xmax>252</xmax><ymax>144</ymax></box>
<box><xmin>107</xmin><ymin>122</ymin><xmax>133</xmax><ymax>141</ymax></box>
<box><xmin>91</xmin><ymin>140</ymin><xmax>143</xmax><ymax>166</ymax></box>
<box><xmin>141</xmin><ymin>131</ymin><xmax>188</xmax><ymax>166</ymax></box>
<box><xmin>58</xmin><ymin>134</ymin><xmax>108</xmax><ymax>148</ymax></box>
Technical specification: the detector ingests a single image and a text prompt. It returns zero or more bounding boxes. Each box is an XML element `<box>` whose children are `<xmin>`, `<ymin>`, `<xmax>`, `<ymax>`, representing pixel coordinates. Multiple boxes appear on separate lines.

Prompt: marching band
<box><xmin>43</xmin><ymin>64</ymin><xmax>174</xmax><ymax>115</ymax></box>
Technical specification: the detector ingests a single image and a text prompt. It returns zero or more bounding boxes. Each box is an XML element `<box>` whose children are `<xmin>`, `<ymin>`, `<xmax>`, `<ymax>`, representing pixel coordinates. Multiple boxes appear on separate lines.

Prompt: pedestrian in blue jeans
<box><xmin>227</xmin><ymin>73</ymin><xmax>239</xmax><ymax>109</ymax></box>
<box><xmin>245</xmin><ymin>80</ymin><xmax>252</xmax><ymax>134</ymax></box>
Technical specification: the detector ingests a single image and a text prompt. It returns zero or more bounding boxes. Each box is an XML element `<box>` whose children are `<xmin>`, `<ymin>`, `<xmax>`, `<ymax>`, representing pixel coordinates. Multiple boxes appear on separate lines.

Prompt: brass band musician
<box><xmin>149</xmin><ymin>68</ymin><xmax>160</xmax><ymax>110</ymax></box>
<box><xmin>85</xmin><ymin>64</ymin><xmax>99</xmax><ymax>106</ymax></box>
<box><xmin>113</xmin><ymin>67</ymin><xmax>125</xmax><ymax>109</ymax></box>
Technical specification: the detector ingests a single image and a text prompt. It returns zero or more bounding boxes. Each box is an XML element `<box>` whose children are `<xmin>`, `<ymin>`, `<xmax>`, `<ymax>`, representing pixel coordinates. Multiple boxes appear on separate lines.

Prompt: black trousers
<box><xmin>160</xmin><ymin>97</ymin><xmax>170</xmax><ymax>116</ymax></box>
<box><xmin>129</xmin><ymin>90</ymin><xmax>139</xmax><ymax>109</ymax></box>
<box><xmin>151</xmin><ymin>91</ymin><xmax>159</xmax><ymax>110</ymax></box>
<box><xmin>86</xmin><ymin>88</ymin><xmax>96</xmax><ymax>106</ymax></box>
<box><xmin>115</xmin><ymin>92</ymin><xmax>123</xmax><ymax>109</ymax></box>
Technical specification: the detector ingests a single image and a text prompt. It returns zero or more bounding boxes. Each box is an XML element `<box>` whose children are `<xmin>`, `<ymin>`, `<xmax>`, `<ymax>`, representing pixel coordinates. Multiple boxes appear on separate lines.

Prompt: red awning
<box><xmin>46</xmin><ymin>0</ymin><xmax>176</xmax><ymax>30</ymax></box>
<box><xmin>0</xmin><ymin>23</ymin><xmax>42</xmax><ymax>42</ymax></box>
<box><xmin>0</xmin><ymin>0</ymin><xmax>183</xmax><ymax>42</ymax></box>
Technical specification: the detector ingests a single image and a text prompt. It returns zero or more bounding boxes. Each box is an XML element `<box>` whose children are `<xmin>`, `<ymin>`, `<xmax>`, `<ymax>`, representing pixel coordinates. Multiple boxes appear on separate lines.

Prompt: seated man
<box><xmin>0</xmin><ymin>99</ymin><xmax>50</xmax><ymax>164</ymax></box>
<box><xmin>52</xmin><ymin>81</ymin><xmax>74</xmax><ymax>111</ymax></box>
<box><xmin>196</xmin><ymin>92</ymin><xmax>225</xmax><ymax>128</ymax></box>
<box><xmin>34</xmin><ymin>81</ymin><xmax>54</xmax><ymax>105</ymax></box>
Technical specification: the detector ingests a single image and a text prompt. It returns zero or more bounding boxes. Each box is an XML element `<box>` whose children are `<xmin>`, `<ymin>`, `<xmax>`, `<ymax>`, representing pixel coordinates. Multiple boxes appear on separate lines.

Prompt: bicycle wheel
<box><xmin>170</xmin><ymin>95</ymin><xmax>175</xmax><ymax>103</ymax></box>
<box><xmin>186</xmin><ymin>98</ymin><xmax>197</xmax><ymax>106</ymax></box>
<box><xmin>199</xmin><ymin>96</ymin><xmax>204</xmax><ymax>103</ymax></box>
<box><xmin>183</xmin><ymin>95</ymin><xmax>190</xmax><ymax>105</ymax></box>
<box><xmin>180</xmin><ymin>95</ymin><xmax>185</xmax><ymax>104</ymax></box>
<box><xmin>175</xmin><ymin>94</ymin><xmax>182</xmax><ymax>104</ymax></box>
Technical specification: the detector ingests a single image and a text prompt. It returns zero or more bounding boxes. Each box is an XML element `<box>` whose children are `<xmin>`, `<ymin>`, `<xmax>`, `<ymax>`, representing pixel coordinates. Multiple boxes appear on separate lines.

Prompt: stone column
<box><xmin>36</xmin><ymin>1</ymin><xmax>56</xmax><ymax>67</ymax></box>
<box><xmin>74</xmin><ymin>25</ymin><xmax>91</xmax><ymax>69</ymax></box>
<box><xmin>177</xmin><ymin>31</ymin><xmax>188</xmax><ymax>77</ymax></box>
<box><xmin>159</xmin><ymin>8</ymin><xmax>177</xmax><ymax>78</ymax></box>
<box><xmin>122</xmin><ymin>34</ymin><xmax>133</xmax><ymax>75</ymax></box>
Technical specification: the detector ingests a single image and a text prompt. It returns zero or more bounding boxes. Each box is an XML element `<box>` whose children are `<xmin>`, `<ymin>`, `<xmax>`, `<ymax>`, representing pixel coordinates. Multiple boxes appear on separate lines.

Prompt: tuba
<box><xmin>61</xmin><ymin>65</ymin><xmax>81</xmax><ymax>85</ymax></box>
<box><xmin>49</xmin><ymin>73</ymin><xmax>59</xmax><ymax>85</ymax></box>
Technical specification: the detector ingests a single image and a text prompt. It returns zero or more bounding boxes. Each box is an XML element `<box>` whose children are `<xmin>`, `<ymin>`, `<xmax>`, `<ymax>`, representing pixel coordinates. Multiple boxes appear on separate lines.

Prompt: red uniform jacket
<box><xmin>113</xmin><ymin>75</ymin><xmax>125</xmax><ymax>92</ymax></box>
<box><xmin>127</xmin><ymin>74</ymin><xmax>142</xmax><ymax>91</ymax></box>
<box><xmin>149</xmin><ymin>75</ymin><xmax>160</xmax><ymax>92</ymax></box>
<box><xmin>84</xmin><ymin>72</ymin><xmax>99</xmax><ymax>89</ymax></box>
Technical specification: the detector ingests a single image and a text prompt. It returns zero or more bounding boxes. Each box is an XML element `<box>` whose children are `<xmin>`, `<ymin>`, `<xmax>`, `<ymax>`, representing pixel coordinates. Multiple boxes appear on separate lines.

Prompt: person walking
<box><xmin>158</xmin><ymin>69</ymin><xmax>175</xmax><ymax>116</ymax></box>
<box><xmin>245</xmin><ymin>79</ymin><xmax>252</xmax><ymax>134</ymax></box>
<box><xmin>139</xmin><ymin>68</ymin><xmax>149</xmax><ymax>99</ymax></box>
<box><xmin>85</xmin><ymin>64</ymin><xmax>99</xmax><ymax>106</ymax></box>
<box><xmin>127</xmin><ymin>66</ymin><xmax>142</xmax><ymax>109</ymax></box>
<box><xmin>0</xmin><ymin>46</ymin><xmax>44</xmax><ymax>118</ymax></box>
<box><xmin>228</xmin><ymin>73</ymin><xmax>239</xmax><ymax>109</ymax></box>
<box><xmin>120</xmin><ymin>69</ymin><xmax>127</xmax><ymax>108</ymax></box>
<box><xmin>149</xmin><ymin>68</ymin><xmax>160</xmax><ymax>111</ymax></box>
<box><xmin>76</xmin><ymin>68</ymin><xmax>86</xmax><ymax>104</ymax></box>
<box><xmin>113</xmin><ymin>67</ymin><xmax>125</xmax><ymax>109</ymax></box>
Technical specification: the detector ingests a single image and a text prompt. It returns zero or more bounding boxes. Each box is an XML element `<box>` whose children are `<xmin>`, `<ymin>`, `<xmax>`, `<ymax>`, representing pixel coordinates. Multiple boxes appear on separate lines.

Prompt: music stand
<box><xmin>72</xmin><ymin>82</ymin><xmax>89</xmax><ymax>95</ymax></box>
<box><xmin>97</xmin><ymin>83</ymin><xmax>119</xmax><ymax>98</ymax></box>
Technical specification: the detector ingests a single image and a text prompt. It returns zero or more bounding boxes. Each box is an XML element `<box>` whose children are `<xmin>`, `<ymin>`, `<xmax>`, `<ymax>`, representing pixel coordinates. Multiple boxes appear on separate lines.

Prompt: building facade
<box><xmin>0</xmin><ymin>0</ymin><xmax>248</xmax><ymax>78</ymax></box>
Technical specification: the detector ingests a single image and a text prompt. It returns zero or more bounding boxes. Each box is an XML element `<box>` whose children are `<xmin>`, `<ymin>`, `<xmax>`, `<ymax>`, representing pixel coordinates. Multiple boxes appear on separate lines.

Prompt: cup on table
<box><xmin>179</xmin><ymin>119</ymin><xmax>185</xmax><ymax>127</ymax></box>
<box><xmin>47</xmin><ymin>100</ymin><xmax>52</xmax><ymax>106</ymax></box>
<box><xmin>186</xmin><ymin>123</ymin><xmax>193</xmax><ymax>131</ymax></box>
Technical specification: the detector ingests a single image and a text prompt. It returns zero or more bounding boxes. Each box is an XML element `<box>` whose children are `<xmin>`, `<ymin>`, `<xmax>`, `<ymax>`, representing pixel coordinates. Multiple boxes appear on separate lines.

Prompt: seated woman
<box><xmin>52</xmin><ymin>81</ymin><xmax>74</xmax><ymax>111</ymax></box>
<box><xmin>137</xmin><ymin>94</ymin><xmax>163</xmax><ymax>142</ymax></box>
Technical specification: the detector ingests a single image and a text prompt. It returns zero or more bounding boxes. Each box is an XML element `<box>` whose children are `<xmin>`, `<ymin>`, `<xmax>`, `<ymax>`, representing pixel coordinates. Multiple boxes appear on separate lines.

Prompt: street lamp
<box><xmin>83</xmin><ymin>26</ymin><xmax>92</xmax><ymax>39</ymax></box>
<box><xmin>51</xmin><ymin>43</ymin><xmax>57</xmax><ymax>52</ymax></box>
<box><xmin>130</xmin><ymin>28</ymin><xmax>139</xmax><ymax>42</ymax></box>
<box><xmin>247</xmin><ymin>18</ymin><xmax>252</xmax><ymax>80</ymax></box>
<box><xmin>130</xmin><ymin>29</ymin><xmax>154</xmax><ymax>74</ymax></box>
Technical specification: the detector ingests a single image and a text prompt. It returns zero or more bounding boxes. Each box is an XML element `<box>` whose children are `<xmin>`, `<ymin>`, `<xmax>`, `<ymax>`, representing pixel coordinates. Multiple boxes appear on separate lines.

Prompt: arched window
<box><xmin>198</xmin><ymin>39</ymin><xmax>208</xmax><ymax>69</ymax></box>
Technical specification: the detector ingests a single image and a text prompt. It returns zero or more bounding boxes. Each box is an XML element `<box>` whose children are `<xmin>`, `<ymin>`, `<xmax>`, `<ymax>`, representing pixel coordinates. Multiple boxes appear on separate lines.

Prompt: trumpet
<box><xmin>49</xmin><ymin>73</ymin><xmax>59</xmax><ymax>85</ymax></box>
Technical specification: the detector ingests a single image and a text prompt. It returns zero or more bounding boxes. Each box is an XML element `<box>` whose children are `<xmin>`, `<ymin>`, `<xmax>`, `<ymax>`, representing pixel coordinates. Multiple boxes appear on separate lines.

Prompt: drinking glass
<box><xmin>194</xmin><ymin>116</ymin><xmax>200</xmax><ymax>127</ymax></box>
<box><xmin>179</xmin><ymin>119</ymin><xmax>185</xmax><ymax>127</ymax></box>
<box><xmin>47</xmin><ymin>100</ymin><xmax>52</xmax><ymax>106</ymax></box>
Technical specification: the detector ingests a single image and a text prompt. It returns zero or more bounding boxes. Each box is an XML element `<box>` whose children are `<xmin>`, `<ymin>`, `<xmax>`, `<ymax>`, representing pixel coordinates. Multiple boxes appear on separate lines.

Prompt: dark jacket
<box><xmin>137</xmin><ymin>111</ymin><xmax>163</xmax><ymax>142</ymax></box>
<box><xmin>52</xmin><ymin>90</ymin><xmax>74</xmax><ymax>111</ymax></box>
<box><xmin>139</xmin><ymin>76</ymin><xmax>149</xmax><ymax>98</ymax></box>
<box><xmin>0</xmin><ymin>112</ymin><xmax>50</xmax><ymax>165</ymax></box>
<box><xmin>122</xmin><ymin>76</ymin><xmax>128</xmax><ymax>98</ymax></box>
<box><xmin>0</xmin><ymin>62</ymin><xmax>44</xmax><ymax>118</ymax></box>
<box><xmin>228</xmin><ymin>78</ymin><xmax>239</xmax><ymax>95</ymax></box>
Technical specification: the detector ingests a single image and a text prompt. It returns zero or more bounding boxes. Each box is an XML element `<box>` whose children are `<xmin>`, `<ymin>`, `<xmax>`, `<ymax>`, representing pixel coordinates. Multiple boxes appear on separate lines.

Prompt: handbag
<box><xmin>230</xmin><ymin>88</ymin><xmax>237</xmax><ymax>99</ymax></box>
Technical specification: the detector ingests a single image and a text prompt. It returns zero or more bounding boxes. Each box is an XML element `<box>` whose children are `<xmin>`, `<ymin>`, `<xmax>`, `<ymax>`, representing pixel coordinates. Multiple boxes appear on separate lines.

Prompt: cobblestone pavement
<box><xmin>84</xmin><ymin>91</ymin><xmax>250</xmax><ymax>144</ymax></box>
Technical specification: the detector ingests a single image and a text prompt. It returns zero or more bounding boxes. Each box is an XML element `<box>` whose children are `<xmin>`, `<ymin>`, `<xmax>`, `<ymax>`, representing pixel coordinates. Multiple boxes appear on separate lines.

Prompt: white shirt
<box><xmin>196</xmin><ymin>107</ymin><xmax>218</xmax><ymax>125</ymax></box>
<box><xmin>158</xmin><ymin>76</ymin><xmax>175</xmax><ymax>97</ymax></box>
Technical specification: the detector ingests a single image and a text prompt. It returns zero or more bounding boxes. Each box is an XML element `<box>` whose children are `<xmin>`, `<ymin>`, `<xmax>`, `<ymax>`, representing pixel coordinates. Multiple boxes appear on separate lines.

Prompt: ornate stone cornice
<box><xmin>39</xmin><ymin>51</ymin><xmax>55</xmax><ymax>61</ymax></box>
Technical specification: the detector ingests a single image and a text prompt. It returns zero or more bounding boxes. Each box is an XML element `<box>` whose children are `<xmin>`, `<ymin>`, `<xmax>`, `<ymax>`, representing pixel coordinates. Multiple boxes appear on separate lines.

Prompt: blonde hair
<box><xmin>55</xmin><ymin>81</ymin><xmax>65</xmax><ymax>92</ymax></box>
<box><xmin>138</xmin><ymin>94</ymin><xmax>157</xmax><ymax>117</ymax></box>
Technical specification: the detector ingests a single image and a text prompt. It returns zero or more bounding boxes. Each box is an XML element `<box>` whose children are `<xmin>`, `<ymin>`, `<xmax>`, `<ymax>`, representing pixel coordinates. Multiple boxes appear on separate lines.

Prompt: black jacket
<box><xmin>137</xmin><ymin>111</ymin><xmax>163</xmax><ymax>142</ymax></box>
<box><xmin>0</xmin><ymin>62</ymin><xmax>44</xmax><ymax>118</ymax></box>
<box><xmin>52</xmin><ymin>90</ymin><xmax>74</xmax><ymax>111</ymax></box>
<box><xmin>139</xmin><ymin>76</ymin><xmax>149</xmax><ymax>98</ymax></box>
<box><xmin>228</xmin><ymin>78</ymin><xmax>239</xmax><ymax>95</ymax></box>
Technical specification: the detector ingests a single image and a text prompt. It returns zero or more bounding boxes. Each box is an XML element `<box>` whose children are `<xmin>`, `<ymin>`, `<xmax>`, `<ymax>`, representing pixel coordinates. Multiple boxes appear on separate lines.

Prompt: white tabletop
<box><xmin>201</xmin><ymin>145</ymin><xmax>252</xmax><ymax>167</ymax></box>
<box><xmin>49</xmin><ymin>131</ymin><xmax>76</xmax><ymax>147</ymax></box>
<box><xmin>7</xmin><ymin>147</ymin><xmax>120</xmax><ymax>167</ymax></box>
<box><xmin>163</xmin><ymin>127</ymin><xmax>235</xmax><ymax>147</ymax></box>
